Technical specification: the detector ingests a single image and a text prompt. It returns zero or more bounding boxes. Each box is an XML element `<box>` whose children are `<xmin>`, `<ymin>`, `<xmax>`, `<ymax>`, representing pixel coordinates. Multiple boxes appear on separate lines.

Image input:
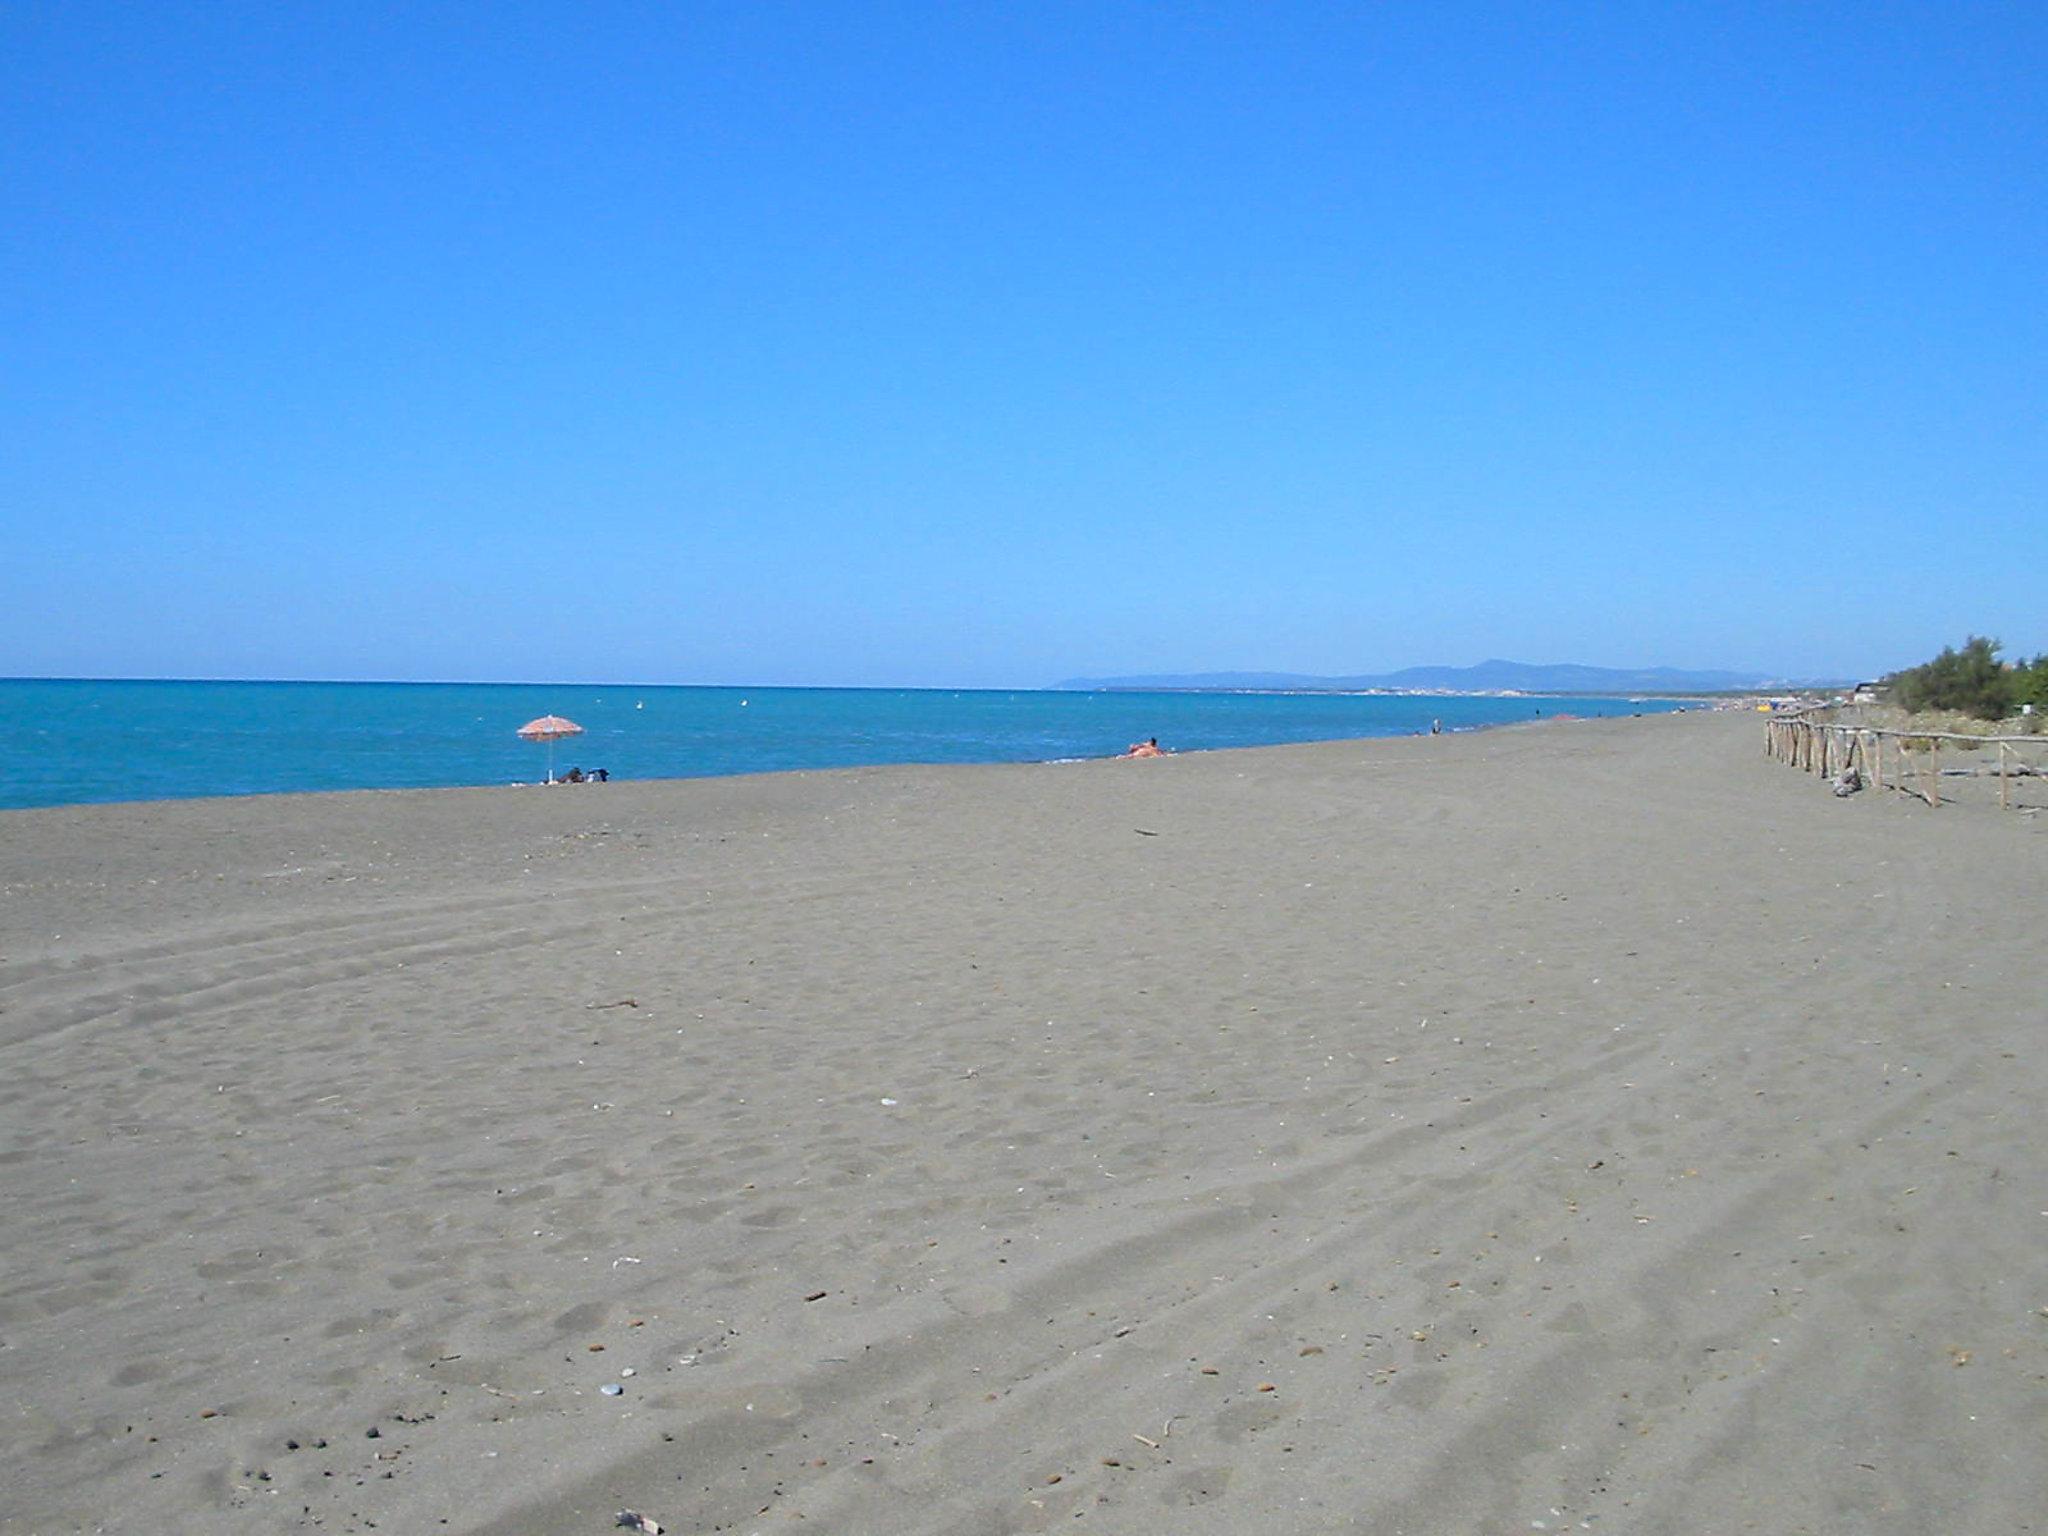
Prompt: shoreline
<box><xmin>4</xmin><ymin>711</ymin><xmax>2040</xmax><ymax>1534</ymax></box>
<box><xmin>0</xmin><ymin>676</ymin><xmax>1697</xmax><ymax>816</ymax></box>
<box><xmin>0</xmin><ymin>703</ymin><xmax>1697</xmax><ymax>820</ymax></box>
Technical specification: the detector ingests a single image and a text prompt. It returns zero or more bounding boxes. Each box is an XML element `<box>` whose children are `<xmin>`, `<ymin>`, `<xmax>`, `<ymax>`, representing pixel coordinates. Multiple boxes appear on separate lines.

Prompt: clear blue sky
<box><xmin>4</xmin><ymin>1</ymin><xmax>2042</xmax><ymax>687</ymax></box>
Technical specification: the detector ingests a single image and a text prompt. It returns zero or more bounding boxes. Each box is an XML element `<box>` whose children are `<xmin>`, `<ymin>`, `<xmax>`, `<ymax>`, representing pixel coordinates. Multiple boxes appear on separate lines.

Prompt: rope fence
<box><xmin>1764</xmin><ymin>713</ymin><xmax>2046</xmax><ymax>811</ymax></box>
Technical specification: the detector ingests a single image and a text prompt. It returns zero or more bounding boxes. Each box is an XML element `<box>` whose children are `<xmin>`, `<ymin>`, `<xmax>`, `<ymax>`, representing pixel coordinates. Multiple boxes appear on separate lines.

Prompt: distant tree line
<box><xmin>1885</xmin><ymin>637</ymin><xmax>2048</xmax><ymax>720</ymax></box>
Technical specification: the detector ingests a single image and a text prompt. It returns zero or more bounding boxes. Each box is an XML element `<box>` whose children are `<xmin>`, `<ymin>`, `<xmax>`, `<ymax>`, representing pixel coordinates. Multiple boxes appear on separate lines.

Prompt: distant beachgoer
<box><xmin>593</xmin><ymin>767</ymin><xmax>609</xmax><ymax>782</ymax></box>
<box><xmin>1430</xmin><ymin>718</ymin><xmax>1442</xmax><ymax>735</ymax></box>
<box><xmin>563</xmin><ymin>766</ymin><xmax>585</xmax><ymax>783</ymax></box>
<box><xmin>1123</xmin><ymin>737</ymin><xmax>1166</xmax><ymax>758</ymax></box>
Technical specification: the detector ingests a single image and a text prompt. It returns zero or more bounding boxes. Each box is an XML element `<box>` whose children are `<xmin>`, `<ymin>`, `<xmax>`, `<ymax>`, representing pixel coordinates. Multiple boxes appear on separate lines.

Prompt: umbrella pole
<box><xmin>547</xmin><ymin>738</ymin><xmax>555</xmax><ymax>784</ymax></box>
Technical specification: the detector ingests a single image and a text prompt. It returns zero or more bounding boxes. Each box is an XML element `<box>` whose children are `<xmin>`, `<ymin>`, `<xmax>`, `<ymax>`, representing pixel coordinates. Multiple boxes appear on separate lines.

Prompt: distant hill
<box><xmin>1055</xmin><ymin>659</ymin><xmax>1834</xmax><ymax>694</ymax></box>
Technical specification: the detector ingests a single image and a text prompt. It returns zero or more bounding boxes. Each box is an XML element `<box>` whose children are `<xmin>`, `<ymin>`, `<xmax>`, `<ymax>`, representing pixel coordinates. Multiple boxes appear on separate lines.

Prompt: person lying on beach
<box><xmin>1123</xmin><ymin>737</ymin><xmax>1167</xmax><ymax>758</ymax></box>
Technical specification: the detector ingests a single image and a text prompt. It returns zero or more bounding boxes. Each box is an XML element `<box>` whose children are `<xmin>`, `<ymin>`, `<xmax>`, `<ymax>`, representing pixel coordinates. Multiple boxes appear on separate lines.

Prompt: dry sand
<box><xmin>2</xmin><ymin>712</ymin><xmax>2043</xmax><ymax>1535</ymax></box>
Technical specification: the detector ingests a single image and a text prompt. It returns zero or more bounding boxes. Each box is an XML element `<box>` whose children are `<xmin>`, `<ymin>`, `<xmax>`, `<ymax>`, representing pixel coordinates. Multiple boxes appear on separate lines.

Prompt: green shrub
<box><xmin>2013</xmin><ymin>654</ymin><xmax>2048</xmax><ymax>713</ymax></box>
<box><xmin>1888</xmin><ymin>637</ymin><xmax>2017</xmax><ymax>720</ymax></box>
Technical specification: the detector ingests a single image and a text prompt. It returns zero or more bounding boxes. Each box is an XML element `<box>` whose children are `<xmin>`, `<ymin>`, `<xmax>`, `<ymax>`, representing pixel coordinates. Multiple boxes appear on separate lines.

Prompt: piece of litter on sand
<box><xmin>600</xmin><ymin>1384</ymin><xmax>625</xmax><ymax>1397</ymax></box>
<box><xmin>615</xmin><ymin>1514</ymin><xmax>664</xmax><ymax>1534</ymax></box>
<box><xmin>589</xmin><ymin>999</ymin><xmax>640</xmax><ymax>1010</ymax></box>
<box><xmin>1132</xmin><ymin>1434</ymin><xmax>1159</xmax><ymax>1448</ymax></box>
<box><xmin>879</xmin><ymin>1098</ymin><xmax>899</xmax><ymax>1107</ymax></box>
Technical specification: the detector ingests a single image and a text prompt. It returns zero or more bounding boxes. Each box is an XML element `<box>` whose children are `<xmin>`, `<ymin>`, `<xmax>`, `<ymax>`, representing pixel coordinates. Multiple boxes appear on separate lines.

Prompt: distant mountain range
<box><xmin>1055</xmin><ymin>659</ymin><xmax>1843</xmax><ymax>694</ymax></box>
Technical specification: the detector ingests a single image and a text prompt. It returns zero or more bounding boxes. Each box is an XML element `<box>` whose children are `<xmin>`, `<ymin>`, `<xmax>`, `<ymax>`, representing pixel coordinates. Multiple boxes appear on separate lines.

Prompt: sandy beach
<box><xmin>2</xmin><ymin>710</ymin><xmax>2043</xmax><ymax>1536</ymax></box>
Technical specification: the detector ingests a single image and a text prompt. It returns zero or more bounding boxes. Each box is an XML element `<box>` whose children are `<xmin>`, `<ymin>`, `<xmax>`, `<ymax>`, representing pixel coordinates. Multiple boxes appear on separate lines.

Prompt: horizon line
<box><xmin>0</xmin><ymin>670</ymin><xmax>1823</xmax><ymax>697</ymax></box>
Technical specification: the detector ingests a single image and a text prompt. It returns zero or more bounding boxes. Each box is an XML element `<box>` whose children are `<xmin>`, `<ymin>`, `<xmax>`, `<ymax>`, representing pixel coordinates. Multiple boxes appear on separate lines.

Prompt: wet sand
<box><xmin>2</xmin><ymin>711</ymin><xmax>2043</xmax><ymax>1535</ymax></box>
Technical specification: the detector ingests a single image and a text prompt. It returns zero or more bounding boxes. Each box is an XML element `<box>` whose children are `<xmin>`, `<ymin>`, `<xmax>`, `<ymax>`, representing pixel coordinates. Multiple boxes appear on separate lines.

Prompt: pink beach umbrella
<box><xmin>516</xmin><ymin>714</ymin><xmax>584</xmax><ymax>783</ymax></box>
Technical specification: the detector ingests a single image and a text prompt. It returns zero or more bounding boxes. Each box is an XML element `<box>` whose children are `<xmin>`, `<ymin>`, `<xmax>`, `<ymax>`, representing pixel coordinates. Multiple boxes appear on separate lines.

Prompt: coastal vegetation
<box><xmin>1885</xmin><ymin>636</ymin><xmax>2048</xmax><ymax>721</ymax></box>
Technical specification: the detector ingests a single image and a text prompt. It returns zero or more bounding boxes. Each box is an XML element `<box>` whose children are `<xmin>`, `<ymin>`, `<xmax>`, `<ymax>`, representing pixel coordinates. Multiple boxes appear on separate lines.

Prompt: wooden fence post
<box><xmin>1765</xmin><ymin>723</ymin><xmax>2030</xmax><ymax>812</ymax></box>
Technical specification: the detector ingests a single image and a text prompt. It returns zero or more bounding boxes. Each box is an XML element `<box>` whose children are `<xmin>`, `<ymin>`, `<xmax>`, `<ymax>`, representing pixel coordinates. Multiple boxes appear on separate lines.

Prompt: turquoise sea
<box><xmin>0</xmin><ymin>679</ymin><xmax>1692</xmax><ymax>811</ymax></box>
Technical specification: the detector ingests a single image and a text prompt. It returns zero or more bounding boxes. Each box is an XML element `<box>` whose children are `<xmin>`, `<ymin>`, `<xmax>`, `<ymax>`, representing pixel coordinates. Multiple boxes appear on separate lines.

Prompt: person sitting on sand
<box><xmin>1123</xmin><ymin>737</ymin><xmax>1166</xmax><ymax>758</ymax></box>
